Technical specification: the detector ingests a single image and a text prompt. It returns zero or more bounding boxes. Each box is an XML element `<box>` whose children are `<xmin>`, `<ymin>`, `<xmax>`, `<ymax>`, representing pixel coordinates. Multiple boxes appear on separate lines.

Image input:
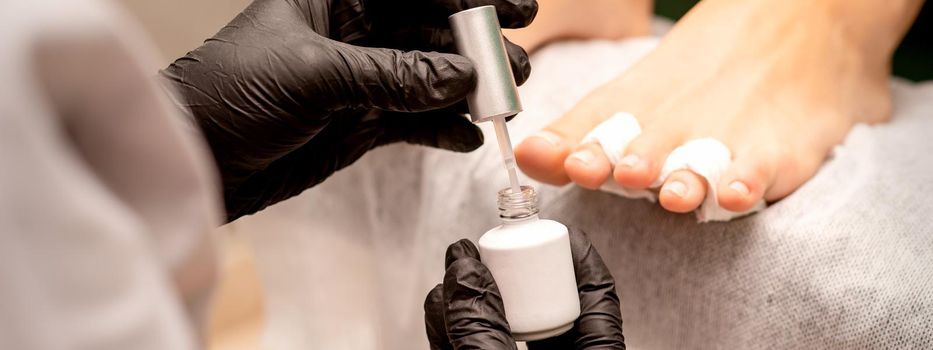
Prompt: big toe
<box><xmin>515</xmin><ymin>130</ymin><xmax>573</xmax><ymax>185</ymax></box>
<box><xmin>517</xmin><ymin>85</ymin><xmax>638</xmax><ymax>187</ymax></box>
<box><xmin>516</xmin><ymin>97</ymin><xmax>613</xmax><ymax>185</ymax></box>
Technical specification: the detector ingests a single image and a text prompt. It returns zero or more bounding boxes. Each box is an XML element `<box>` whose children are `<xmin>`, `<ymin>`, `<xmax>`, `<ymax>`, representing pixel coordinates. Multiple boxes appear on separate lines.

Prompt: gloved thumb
<box><xmin>442</xmin><ymin>240</ymin><xmax>518</xmax><ymax>350</ymax></box>
<box><xmin>341</xmin><ymin>44</ymin><xmax>476</xmax><ymax>113</ymax></box>
<box><xmin>376</xmin><ymin>110</ymin><xmax>484</xmax><ymax>153</ymax></box>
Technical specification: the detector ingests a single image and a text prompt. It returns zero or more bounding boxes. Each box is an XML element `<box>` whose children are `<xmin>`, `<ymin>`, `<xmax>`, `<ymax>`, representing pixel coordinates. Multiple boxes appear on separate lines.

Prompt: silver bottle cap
<box><xmin>449</xmin><ymin>6</ymin><xmax>523</xmax><ymax>123</ymax></box>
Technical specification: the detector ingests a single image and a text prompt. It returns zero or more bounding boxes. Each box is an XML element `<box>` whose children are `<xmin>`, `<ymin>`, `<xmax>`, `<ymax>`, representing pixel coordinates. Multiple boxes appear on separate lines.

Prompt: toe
<box><xmin>613</xmin><ymin>131</ymin><xmax>680</xmax><ymax>189</ymax></box>
<box><xmin>659</xmin><ymin>170</ymin><xmax>707</xmax><ymax>213</ymax></box>
<box><xmin>516</xmin><ymin>92</ymin><xmax>616</xmax><ymax>186</ymax></box>
<box><xmin>515</xmin><ymin>129</ymin><xmax>573</xmax><ymax>185</ymax></box>
<box><xmin>564</xmin><ymin>143</ymin><xmax>612</xmax><ymax>190</ymax></box>
<box><xmin>717</xmin><ymin>153</ymin><xmax>775</xmax><ymax>212</ymax></box>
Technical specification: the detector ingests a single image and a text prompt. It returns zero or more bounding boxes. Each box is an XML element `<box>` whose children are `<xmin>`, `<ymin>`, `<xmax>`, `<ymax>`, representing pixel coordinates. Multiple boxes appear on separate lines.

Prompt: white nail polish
<box><xmin>531</xmin><ymin>131</ymin><xmax>563</xmax><ymax>147</ymax></box>
<box><xmin>729</xmin><ymin>181</ymin><xmax>750</xmax><ymax>196</ymax></box>
<box><xmin>620</xmin><ymin>154</ymin><xmax>641</xmax><ymax>168</ymax></box>
<box><xmin>568</xmin><ymin>150</ymin><xmax>595</xmax><ymax>166</ymax></box>
<box><xmin>665</xmin><ymin>181</ymin><xmax>688</xmax><ymax>198</ymax></box>
<box><xmin>479</xmin><ymin>186</ymin><xmax>580</xmax><ymax>341</ymax></box>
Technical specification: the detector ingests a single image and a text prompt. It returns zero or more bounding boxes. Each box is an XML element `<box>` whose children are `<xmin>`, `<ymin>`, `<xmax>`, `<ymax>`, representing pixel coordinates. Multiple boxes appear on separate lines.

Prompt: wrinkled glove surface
<box><xmin>424</xmin><ymin>227</ymin><xmax>626</xmax><ymax>349</ymax></box>
<box><xmin>160</xmin><ymin>0</ymin><xmax>536</xmax><ymax>221</ymax></box>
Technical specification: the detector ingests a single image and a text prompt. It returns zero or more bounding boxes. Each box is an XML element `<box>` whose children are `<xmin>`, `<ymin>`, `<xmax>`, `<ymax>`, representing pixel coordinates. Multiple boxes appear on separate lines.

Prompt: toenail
<box><xmin>729</xmin><ymin>181</ymin><xmax>750</xmax><ymax>196</ymax></box>
<box><xmin>568</xmin><ymin>149</ymin><xmax>596</xmax><ymax>166</ymax></box>
<box><xmin>665</xmin><ymin>181</ymin><xmax>688</xmax><ymax>198</ymax></box>
<box><xmin>620</xmin><ymin>154</ymin><xmax>641</xmax><ymax>168</ymax></box>
<box><xmin>531</xmin><ymin>131</ymin><xmax>563</xmax><ymax>147</ymax></box>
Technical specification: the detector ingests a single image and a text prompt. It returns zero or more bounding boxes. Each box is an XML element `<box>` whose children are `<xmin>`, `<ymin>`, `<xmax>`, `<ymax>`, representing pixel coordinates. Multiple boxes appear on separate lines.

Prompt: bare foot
<box><xmin>504</xmin><ymin>0</ymin><xmax>653</xmax><ymax>52</ymax></box>
<box><xmin>515</xmin><ymin>0</ymin><xmax>922</xmax><ymax>214</ymax></box>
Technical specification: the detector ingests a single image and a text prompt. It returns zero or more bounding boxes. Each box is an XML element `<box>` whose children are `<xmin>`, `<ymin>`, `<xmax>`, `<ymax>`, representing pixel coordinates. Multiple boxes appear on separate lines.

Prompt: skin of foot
<box><xmin>515</xmin><ymin>0</ymin><xmax>923</xmax><ymax>214</ymax></box>
<box><xmin>504</xmin><ymin>0</ymin><xmax>654</xmax><ymax>52</ymax></box>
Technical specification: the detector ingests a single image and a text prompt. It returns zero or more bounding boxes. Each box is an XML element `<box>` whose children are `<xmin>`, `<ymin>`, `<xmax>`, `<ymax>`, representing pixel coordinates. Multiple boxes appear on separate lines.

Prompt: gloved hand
<box><xmin>159</xmin><ymin>0</ymin><xmax>537</xmax><ymax>221</ymax></box>
<box><xmin>424</xmin><ymin>227</ymin><xmax>625</xmax><ymax>349</ymax></box>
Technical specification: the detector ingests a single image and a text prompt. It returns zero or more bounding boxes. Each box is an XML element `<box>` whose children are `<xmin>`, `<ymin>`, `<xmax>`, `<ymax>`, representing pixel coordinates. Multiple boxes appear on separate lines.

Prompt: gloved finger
<box><xmin>442</xmin><ymin>239</ymin><xmax>518</xmax><ymax>350</ymax></box>
<box><xmin>376</xmin><ymin>110</ymin><xmax>484</xmax><ymax>153</ymax></box>
<box><xmin>369</xmin><ymin>26</ymin><xmax>530</xmax><ymax>86</ymax></box>
<box><xmin>451</xmin><ymin>100</ymin><xmax>470</xmax><ymax>115</ymax></box>
<box><xmin>444</xmin><ymin>238</ymin><xmax>482</xmax><ymax>267</ymax></box>
<box><xmin>221</xmin><ymin>109</ymin><xmax>378</xmax><ymax>220</ymax></box>
<box><xmin>224</xmin><ymin>106</ymin><xmax>483</xmax><ymax>220</ymax></box>
<box><xmin>330</xmin><ymin>0</ymin><xmax>369</xmax><ymax>42</ymax></box>
<box><xmin>430</xmin><ymin>0</ymin><xmax>539</xmax><ymax>28</ymax></box>
<box><xmin>425</xmin><ymin>284</ymin><xmax>455</xmax><ymax>350</ymax></box>
<box><xmin>363</xmin><ymin>26</ymin><xmax>456</xmax><ymax>53</ymax></box>
<box><xmin>341</xmin><ymin>44</ymin><xmax>476</xmax><ymax>113</ymax></box>
<box><xmin>528</xmin><ymin>228</ymin><xmax>625</xmax><ymax>349</ymax></box>
<box><xmin>504</xmin><ymin>36</ymin><xmax>531</xmax><ymax>85</ymax></box>
<box><xmin>282</xmin><ymin>0</ymin><xmax>365</xmax><ymax>38</ymax></box>
<box><xmin>566</xmin><ymin>228</ymin><xmax>625</xmax><ymax>348</ymax></box>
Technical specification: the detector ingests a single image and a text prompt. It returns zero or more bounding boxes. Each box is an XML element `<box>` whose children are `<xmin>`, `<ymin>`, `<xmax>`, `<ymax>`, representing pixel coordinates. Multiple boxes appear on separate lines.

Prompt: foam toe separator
<box><xmin>581</xmin><ymin>112</ymin><xmax>766</xmax><ymax>222</ymax></box>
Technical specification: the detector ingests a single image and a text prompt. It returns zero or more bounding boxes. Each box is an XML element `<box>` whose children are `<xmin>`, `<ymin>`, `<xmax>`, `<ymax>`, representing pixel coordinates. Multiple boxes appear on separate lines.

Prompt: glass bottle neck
<box><xmin>497</xmin><ymin>185</ymin><xmax>539</xmax><ymax>221</ymax></box>
<box><xmin>500</xmin><ymin>214</ymin><xmax>539</xmax><ymax>225</ymax></box>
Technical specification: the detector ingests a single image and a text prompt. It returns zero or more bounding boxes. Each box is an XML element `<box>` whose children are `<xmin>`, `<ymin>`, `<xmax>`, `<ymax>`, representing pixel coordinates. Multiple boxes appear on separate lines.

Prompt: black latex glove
<box><xmin>159</xmin><ymin>0</ymin><xmax>537</xmax><ymax>221</ymax></box>
<box><xmin>424</xmin><ymin>227</ymin><xmax>626</xmax><ymax>349</ymax></box>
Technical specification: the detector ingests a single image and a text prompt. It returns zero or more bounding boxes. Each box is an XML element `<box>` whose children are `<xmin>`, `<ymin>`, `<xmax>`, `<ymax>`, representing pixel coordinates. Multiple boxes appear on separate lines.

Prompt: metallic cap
<box><xmin>449</xmin><ymin>6</ymin><xmax>523</xmax><ymax>123</ymax></box>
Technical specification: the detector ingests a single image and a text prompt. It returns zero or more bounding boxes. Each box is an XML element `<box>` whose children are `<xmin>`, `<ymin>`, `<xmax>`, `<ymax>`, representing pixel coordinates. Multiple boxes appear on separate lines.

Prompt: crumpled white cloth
<box><xmin>582</xmin><ymin>112</ymin><xmax>765</xmax><ymax>222</ymax></box>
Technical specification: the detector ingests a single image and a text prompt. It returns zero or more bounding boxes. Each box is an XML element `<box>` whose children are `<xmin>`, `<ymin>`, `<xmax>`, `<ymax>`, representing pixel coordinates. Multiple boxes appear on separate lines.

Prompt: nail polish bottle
<box><xmin>478</xmin><ymin>186</ymin><xmax>581</xmax><ymax>341</ymax></box>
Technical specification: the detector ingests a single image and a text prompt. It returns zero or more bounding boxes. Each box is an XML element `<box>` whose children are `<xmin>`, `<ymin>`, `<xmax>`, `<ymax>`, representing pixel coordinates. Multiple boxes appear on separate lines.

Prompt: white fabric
<box><xmin>582</xmin><ymin>112</ymin><xmax>765</xmax><ymax>222</ymax></box>
<box><xmin>0</xmin><ymin>1</ymin><xmax>222</xmax><ymax>349</ymax></box>
<box><xmin>244</xmin><ymin>34</ymin><xmax>933</xmax><ymax>349</ymax></box>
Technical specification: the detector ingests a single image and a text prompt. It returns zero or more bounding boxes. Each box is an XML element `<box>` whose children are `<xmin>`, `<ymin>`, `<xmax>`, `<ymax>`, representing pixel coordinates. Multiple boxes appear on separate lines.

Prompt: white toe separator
<box><xmin>581</xmin><ymin>112</ymin><xmax>766</xmax><ymax>222</ymax></box>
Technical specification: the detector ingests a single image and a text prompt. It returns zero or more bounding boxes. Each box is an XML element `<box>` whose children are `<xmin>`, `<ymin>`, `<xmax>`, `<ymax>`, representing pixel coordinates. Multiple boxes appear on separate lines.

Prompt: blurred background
<box><xmin>655</xmin><ymin>0</ymin><xmax>933</xmax><ymax>81</ymax></box>
<box><xmin>122</xmin><ymin>0</ymin><xmax>933</xmax><ymax>85</ymax></box>
<box><xmin>119</xmin><ymin>0</ymin><xmax>250</xmax><ymax>69</ymax></box>
<box><xmin>115</xmin><ymin>3</ymin><xmax>261</xmax><ymax>349</ymax></box>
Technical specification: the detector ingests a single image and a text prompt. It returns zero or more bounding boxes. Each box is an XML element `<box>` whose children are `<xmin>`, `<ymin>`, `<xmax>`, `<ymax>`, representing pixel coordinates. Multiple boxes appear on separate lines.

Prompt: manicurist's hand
<box><xmin>424</xmin><ymin>227</ymin><xmax>626</xmax><ymax>349</ymax></box>
<box><xmin>159</xmin><ymin>0</ymin><xmax>537</xmax><ymax>221</ymax></box>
